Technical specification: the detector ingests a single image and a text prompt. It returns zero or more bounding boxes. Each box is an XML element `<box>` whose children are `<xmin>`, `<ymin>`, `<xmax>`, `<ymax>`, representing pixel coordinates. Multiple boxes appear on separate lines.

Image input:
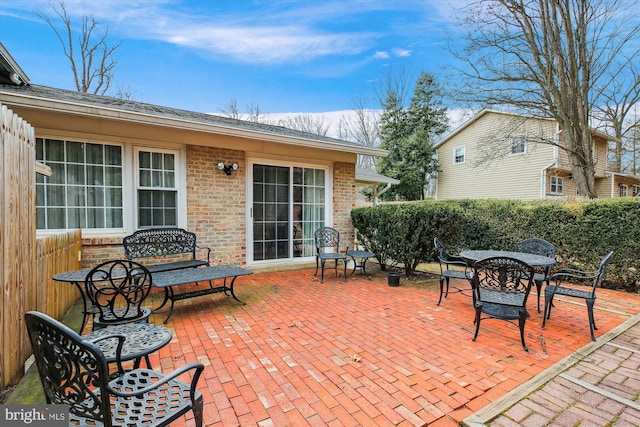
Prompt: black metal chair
<box><xmin>85</xmin><ymin>259</ymin><xmax>153</xmax><ymax>330</ymax></box>
<box><xmin>314</xmin><ymin>227</ymin><xmax>349</xmax><ymax>283</ymax></box>
<box><xmin>25</xmin><ymin>311</ymin><xmax>205</xmax><ymax>427</ymax></box>
<box><xmin>471</xmin><ymin>257</ymin><xmax>535</xmax><ymax>351</ymax></box>
<box><xmin>515</xmin><ymin>238</ymin><xmax>556</xmax><ymax>313</ymax></box>
<box><xmin>434</xmin><ymin>237</ymin><xmax>473</xmax><ymax>305</ymax></box>
<box><xmin>542</xmin><ymin>251</ymin><xmax>614</xmax><ymax>341</ymax></box>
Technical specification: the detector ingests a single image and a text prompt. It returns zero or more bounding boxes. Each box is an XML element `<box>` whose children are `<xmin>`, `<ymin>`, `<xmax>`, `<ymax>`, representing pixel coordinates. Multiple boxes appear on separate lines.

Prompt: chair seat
<box><xmin>69</xmin><ymin>368</ymin><xmax>203</xmax><ymax>426</ymax></box>
<box><xmin>480</xmin><ymin>289</ymin><xmax>526</xmax><ymax>307</ymax></box>
<box><xmin>94</xmin><ymin>307</ymin><xmax>152</xmax><ymax>328</ymax></box>
<box><xmin>443</xmin><ymin>269</ymin><xmax>472</xmax><ymax>280</ymax></box>
<box><xmin>546</xmin><ymin>285</ymin><xmax>592</xmax><ymax>300</ymax></box>
<box><xmin>477</xmin><ymin>301</ymin><xmax>527</xmax><ymax>320</ymax></box>
<box><xmin>318</xmin><ymin>253</ymin><xmax>347</xmax><ymax>260</ymax></box>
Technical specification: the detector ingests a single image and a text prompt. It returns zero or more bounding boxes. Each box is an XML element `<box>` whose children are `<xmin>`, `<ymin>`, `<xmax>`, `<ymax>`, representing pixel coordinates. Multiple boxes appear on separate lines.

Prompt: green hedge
<box><xmin>351</xmin><ymin>198</ymin><xmax>640</xmax><ymax>292</ymax></box>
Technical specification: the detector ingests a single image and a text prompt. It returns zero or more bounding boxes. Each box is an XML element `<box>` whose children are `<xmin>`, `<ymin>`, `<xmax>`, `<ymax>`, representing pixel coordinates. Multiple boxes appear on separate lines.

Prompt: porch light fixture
<box><xmin>217</xmin><ymin>161</ymin><xmax>238</xmax><ymax>176</ymax></box>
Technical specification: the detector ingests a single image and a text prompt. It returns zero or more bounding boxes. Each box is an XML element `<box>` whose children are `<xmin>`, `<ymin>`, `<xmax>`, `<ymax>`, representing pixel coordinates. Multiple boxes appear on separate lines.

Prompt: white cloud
<box><xmin>392</xmin><ymin>48</ymin><xmax>411</xmax><ymax>57</ymax></box>
<box><xmin>373</xmin><ymin>51</ymin><xmax>390</xmax><ymax>59</ymax></box>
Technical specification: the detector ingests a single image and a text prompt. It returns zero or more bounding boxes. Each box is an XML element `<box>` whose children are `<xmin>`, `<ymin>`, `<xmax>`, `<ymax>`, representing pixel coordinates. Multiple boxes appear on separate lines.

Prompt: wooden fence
<box><xmin>0</xmin><ymin>102</ymin><xmax>81</xmax><ymax>389</ymax></box>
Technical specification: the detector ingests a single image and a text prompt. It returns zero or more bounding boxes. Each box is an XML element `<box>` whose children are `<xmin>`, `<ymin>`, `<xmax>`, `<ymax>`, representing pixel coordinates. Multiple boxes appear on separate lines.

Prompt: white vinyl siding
<box><xmin>435</xmin><ymin>112</ymin><xmax>557</xmax><ymax>201</ymax></box>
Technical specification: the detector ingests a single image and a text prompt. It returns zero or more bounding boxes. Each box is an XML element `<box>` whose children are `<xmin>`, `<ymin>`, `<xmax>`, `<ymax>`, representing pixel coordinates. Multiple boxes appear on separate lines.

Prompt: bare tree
<box><xmin>278</xmin><ymin>114</ymin><xmax>329</xmax><ymax>136</ymax></box>
<box><xmin>451</xmin><ymin>0</ymin><xmax>640</xmax><ymax>198</ymax></box>
<box><xmin>338</xmin><ymin>96</ymin><xmax>380</xmax><ymax>169</ymax></box>
<box><xmin>595</xmin><ymin>64</ymin><xmax>640</xmax><ymax>172</ymax></box>
<box><xmin>219</xmin><ymin>99</ymin><xmax>241</xmax><ymax>120</ymax></box>
<box><xmin>39</xmin><ymin>1</ymin><xmax>120</xmax><ymax>95</ymax></box>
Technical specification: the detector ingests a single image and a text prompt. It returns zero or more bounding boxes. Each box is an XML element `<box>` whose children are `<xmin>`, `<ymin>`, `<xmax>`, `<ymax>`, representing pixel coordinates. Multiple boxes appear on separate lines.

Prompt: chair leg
<box><xmin>472</xmin><ymin>307</ymin><xmax>481</xmax><ymax>341</ymax></box>
<box><xmin>519</xmin><ymin>310</ymin><xmax>528</xmax><ymax>351</ymax></box>
<box><xmin>535</xmin><ymin>280</ymin><xmax>542</xmax><ymax>313</ymax></box>
<box><xmin>541</xmin><ymin>294</ymin><xmax>554</xmax><ymax>328</ymax></box>
<box><xmin>445</xmin><ymin>277</ymin><xmax>450</xmax><ymax>299</ymax></box>
<box><xmin>320</xmin><ymin>260</ymin><xmax>326</xmax><ymax>283</ymax></box>
<box><xmin>437</xmin><ymin>277</ymin><xmax>445</xmax><ymax>305</ymax></box>
<box><xmin>343</xmin><ymin>259</ymin><xmax>347</xmax><ymax>282</ymax></box>
<box><xmin>314</xmin><ymin>257</ymin><xmax>319</xmax><ymax>276</ymax></box>
<box><xmin>586</xmin><ymin>298</ymin><xmax>597</xmax><ymax>341</ymax></box>
<box><xmin>193</xmin><ymin>396</ymin><xmax>204</xmax><ymax>427</ymax></box>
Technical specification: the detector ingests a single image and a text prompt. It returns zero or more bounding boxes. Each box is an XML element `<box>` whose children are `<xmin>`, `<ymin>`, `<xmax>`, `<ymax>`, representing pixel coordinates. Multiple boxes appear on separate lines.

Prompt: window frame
<box><xmin>619</xmin><ymin>184</ymin><xmax>629</xmax><ymax>197</ymax></box>
<box><xmin>453</xmin><ymin>146</ymin><xmax>466</xmax><ymax>164</ymax></box>
<box><xmin>509</xmin><ymin>134</ymin><xmax>526</xmax><ymax>155</ymax></box>
<box><xmin>550</xmin><ymin>176</ymin><xmax>564</xmax><ymax>194</ymax></box>
<box><xmin>134</xmin><ymin>147</ymin><xmax>181</xmax><ymax>229</ymax></box>
<box><xmin>246</xmin><ymin>157</ymin><xmax>332</xmax><ymax>266</ymax></box>
<box><xmin>35</xmin><ymin>137</ymin><xmax>186</xmax><ymax>236</ymax></box>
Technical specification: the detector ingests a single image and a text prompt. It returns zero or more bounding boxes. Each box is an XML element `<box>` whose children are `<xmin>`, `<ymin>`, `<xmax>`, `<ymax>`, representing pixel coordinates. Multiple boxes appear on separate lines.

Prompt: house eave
<box><xmin>0</xmin><ymin>90</ymin><xmax>388</xmax><ymax>157</ymax></box>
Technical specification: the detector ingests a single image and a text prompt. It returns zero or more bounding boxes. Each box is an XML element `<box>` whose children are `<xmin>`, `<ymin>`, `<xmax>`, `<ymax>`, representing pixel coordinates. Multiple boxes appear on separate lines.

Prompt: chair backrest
<box><xmin>25</xmin><ymin>311</ymin><xmax>113</xmax><ymax>426</ymax></box>
<box><xmin>433</xmin><ymin>237</ymin><xmax>462</xmax><ymax>267</ymax></box>
<box><xmin>85</xmin><ymin>259</ymin><xmax>152</xmax><ymax>325</ymax></box>
<box><xmin>515</xmin><ymin>238</ymin><xmax>556</xmax><ymax>258</ymax></box>
<box><xmin>314</xmin><ymin>227</ymin><xmax>341</xmax><ymax>254</ymax></box>
<box><xmin>590</xmin><ymin>251</ymin><xmax>614</xmax><ymax>296</ymax></box>
<box><xmin>472</xmin><ymin>257</ymin><xmax>535</xmax><ymax>307</ymax></box>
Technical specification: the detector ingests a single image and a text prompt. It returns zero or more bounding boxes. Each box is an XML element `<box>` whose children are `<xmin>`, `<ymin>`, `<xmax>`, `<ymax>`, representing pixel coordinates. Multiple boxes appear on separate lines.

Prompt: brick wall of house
<box><xmin>186</xmin><ymin>145</ymin><xmax>246</xmax><ymax>265</ymax></box>
<box><xmin>333</xmin><ymin>161</ymin><xmax>356</xmax><ymax>246</ymax></box>
<box><xmin>79</xmin><ymin>151</ymin><xmax>355</xmax><ymax>269</ymax></box>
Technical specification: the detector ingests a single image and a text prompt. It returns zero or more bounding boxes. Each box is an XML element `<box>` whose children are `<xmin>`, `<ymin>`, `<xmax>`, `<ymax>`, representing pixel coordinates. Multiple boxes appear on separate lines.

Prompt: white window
<box><xmin>36</xmin><ymin>138</ymin><xmax>124</xmax><ymax>230</ymax></box>
<box><xmin>36</xmin><ymin>138</ymin><xmax>183</xmax><ymax>232</ymax></box>
<box><xmin>550</xmin><ymin>176</ymin><xmax>563</xmax><ymax>194</ymax></box>
<box><xmin>136</xmin><ymin>148</ymin><xmax>178</xmax><ymax>227</ymax></box>
<box><xmin>453</xmin><ymin>146</ymin><xmax>465</xmax><ymax>164</ymax></box>
<box><xmin>619</xmin><ymin>184</ymin><xmax>628</xmax><ymax>197</ymax></box>
<box><xmin>510</xmin><ymin>135</ymin><xmax>526</xmax><ymax>155</ymax></box>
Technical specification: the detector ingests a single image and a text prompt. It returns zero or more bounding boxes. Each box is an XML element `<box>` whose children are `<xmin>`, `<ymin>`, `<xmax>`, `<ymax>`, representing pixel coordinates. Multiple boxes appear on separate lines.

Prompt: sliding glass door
<box><xmin>252</xmin><ymin>163</ymin><xmax>327</xmax><ymax>262</ymax></box>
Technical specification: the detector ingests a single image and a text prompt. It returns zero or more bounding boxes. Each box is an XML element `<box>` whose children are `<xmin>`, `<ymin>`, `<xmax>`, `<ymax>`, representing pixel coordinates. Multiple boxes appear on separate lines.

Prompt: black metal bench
<box><xmin>123</xmin><ymin>227</ymin><xmax>211</xmax><ymax>273</ymax></box>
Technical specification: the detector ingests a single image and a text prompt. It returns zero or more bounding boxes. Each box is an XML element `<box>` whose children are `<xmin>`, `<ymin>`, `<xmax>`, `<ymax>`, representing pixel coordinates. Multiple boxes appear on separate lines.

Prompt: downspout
<box><xmin>374</xmin><ymin>183</ymin><xmax>393</xmax><ymax>206</ymax></box>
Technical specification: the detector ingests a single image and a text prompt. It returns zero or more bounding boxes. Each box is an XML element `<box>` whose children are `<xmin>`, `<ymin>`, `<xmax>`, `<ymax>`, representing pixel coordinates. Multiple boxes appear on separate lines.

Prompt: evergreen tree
<box><xmin>377</xmin><ymin>71</ymin><xmax>448</xmax><ymax>200</ymax></box>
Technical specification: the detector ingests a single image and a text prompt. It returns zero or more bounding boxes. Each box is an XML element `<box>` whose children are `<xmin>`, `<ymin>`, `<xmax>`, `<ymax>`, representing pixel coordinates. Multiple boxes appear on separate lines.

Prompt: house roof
<box><xmin>0</xmin><ymin>42</ymin><xmax>29</xmax><ymax>86</ymax></box>
<box><xmin>0</xmin><ymin>42</ymin><xmax>387</xmax><ymax>158</ymax></box>
<box><xmin>436</xmin><ymin>109</ymin><xmax>620</xmax><ymax>148</ymax></box>
<box><xmin>0</xmin><ymin>83</ymin><xmax>389</xmax><ymax>157</ymax></box>
<box><xmin>355</xmin><ymin>168</ymin><xmax>400</xmax><ymax>185</ymax></box>
<box><xmin>356</xmin><ymin>168</ymin><xmax>400</xmax><ymax>185</ymax></box>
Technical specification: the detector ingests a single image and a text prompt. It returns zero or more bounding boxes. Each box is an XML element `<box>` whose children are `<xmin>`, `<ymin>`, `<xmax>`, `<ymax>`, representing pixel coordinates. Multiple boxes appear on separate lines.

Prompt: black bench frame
<box><xmin>123</xmin><ymin>227</ymin><xmax>211</xmax><ymax>273</ymax></box>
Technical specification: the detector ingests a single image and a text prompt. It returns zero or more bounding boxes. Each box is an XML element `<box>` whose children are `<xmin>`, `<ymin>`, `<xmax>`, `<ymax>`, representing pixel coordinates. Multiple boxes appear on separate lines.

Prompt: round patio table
<box><xmin>459</xmin><ymin>250</ymin><xmax>555</xmax><ymax>267</ymax></box>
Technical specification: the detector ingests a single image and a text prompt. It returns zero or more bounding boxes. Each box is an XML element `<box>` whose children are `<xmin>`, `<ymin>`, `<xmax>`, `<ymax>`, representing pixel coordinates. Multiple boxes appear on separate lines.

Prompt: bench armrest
<box><xmin>196</xmin><ymin>244</ymin><xmax>211</xmax><ymax>265</ymax></box>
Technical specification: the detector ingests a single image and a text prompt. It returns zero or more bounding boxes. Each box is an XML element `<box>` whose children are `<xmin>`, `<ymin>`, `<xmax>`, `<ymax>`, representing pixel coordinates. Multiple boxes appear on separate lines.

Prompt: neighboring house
<box><xmin>354</xmin><ymin>168</ymin><xmax>400</xmax><ymax>206</ymax></box>
<box><xmin>0</xmin><ymin>43</ymin><xmax>389</xmax><ymax>269</ymax></box>
<box><xmin>434</xmin><ymin>109</ymin><xmax>640</xmax><ymax>201</ymax></box>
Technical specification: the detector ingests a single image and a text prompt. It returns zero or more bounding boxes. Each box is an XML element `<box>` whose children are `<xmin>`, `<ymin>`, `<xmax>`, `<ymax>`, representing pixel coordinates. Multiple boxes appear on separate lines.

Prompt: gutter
<box><xmin>0</xmin><ymin>91</ymin><xmax>388</xmax><ymax>158</ymax></box>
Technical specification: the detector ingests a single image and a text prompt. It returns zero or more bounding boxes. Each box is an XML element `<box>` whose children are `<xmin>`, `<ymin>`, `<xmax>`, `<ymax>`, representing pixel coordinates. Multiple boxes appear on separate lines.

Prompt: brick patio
<box><xmin>100</xmin><ymin>266</ymin><xmax>640</xmax><ymax>426</ymax></box>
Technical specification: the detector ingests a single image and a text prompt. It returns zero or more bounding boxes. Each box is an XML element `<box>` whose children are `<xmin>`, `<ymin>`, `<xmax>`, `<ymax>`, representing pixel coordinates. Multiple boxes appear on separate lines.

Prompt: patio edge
<box><xmin>461</xmin><ymin>313</ymin><xmax>640</xmax><ymax>426</ymax></box>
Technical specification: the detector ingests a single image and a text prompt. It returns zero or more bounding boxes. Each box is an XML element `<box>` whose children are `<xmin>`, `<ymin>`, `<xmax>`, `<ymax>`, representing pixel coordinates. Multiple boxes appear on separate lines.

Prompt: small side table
<box><xmin>346</xmin><ymin>250</ymin><xmax>376</xmax><ymax>279</ymax></box>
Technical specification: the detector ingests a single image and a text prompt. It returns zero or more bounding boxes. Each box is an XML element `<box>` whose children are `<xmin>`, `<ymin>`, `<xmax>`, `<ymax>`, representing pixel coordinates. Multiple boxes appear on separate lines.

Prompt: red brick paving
<box><xmin>131</xmin><ymin>267</ymin><xmax>640</xmax><ymax>426</ymax></box>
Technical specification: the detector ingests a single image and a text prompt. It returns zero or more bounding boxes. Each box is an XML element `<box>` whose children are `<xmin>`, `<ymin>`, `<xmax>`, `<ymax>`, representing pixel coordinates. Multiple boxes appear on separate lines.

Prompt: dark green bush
<box><xmin>351</xmin><ymin>198</ymin><xmax>640</xmax><ymax>291</ymax></box>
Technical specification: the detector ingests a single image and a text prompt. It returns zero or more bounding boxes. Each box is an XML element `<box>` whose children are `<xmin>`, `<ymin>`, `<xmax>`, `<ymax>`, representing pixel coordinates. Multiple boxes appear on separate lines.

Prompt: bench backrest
<box><xmin>123</xmin><ymin>228</ymin><xmax>198</xmax><ymax>260</ymax></box>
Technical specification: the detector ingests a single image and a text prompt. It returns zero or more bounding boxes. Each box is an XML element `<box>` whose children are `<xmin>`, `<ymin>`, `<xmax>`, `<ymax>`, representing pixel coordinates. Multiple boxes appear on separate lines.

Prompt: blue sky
<box><xmin>0</xmin><ymin>0</ymin><xmax>467</xmax><ymax>116</ymax></box>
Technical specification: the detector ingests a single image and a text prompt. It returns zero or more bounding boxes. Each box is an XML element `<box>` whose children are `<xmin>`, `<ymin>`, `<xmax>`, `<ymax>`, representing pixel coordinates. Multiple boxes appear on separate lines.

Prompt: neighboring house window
<box><xmin>619</xmin><ymin>184</ymin><xmax>628</xmax><ymax>197</ymax></box>
<box><xmin>510</xmin><ymin>135</ymin><xmax>526</xmax><ymax>155</ymax></box>
<box><xmin>453</xmin><ymin>146</ymin><xmax>465</xmax><ymax>164</ymax></box>
<box><xmin>136</xmin><ymin>149</ymin><xmax>178</xmax><ymax>227</ymax></box>
<box><xmin>550</xmin><ymin>176</ymin><xmax>563</xmax><ymax>194</ymax></box>
<box><xmin>633</xmin><ymin>185</ymin><xmax>640</xmax><ymax>197</ymax></box>
<box><xmin>36</xmin><ymin>138</ymin><xmax>123</xmax><ymax>230</ymax></box>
